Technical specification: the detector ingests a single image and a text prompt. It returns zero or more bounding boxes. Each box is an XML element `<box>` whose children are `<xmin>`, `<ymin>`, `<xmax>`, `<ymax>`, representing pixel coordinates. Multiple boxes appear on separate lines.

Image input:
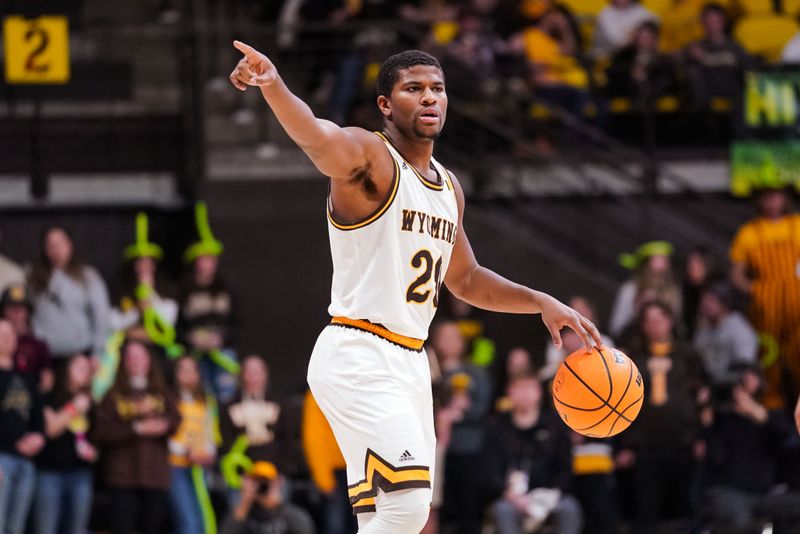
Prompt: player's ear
<box><xmin>377</xmin><ymin>95</ymin><xmax>392</xmax><ymax>119</ymax></box>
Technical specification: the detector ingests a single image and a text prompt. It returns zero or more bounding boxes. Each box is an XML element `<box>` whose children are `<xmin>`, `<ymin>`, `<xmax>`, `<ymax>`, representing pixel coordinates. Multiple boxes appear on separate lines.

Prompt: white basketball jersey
<box><xmin>326</xmin><ymin>132</ymin><xmax>459</xmax><ymax>340</ymax></box>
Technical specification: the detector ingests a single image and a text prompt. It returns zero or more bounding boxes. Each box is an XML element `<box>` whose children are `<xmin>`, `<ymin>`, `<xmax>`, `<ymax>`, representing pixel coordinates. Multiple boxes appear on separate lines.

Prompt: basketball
<box><xmin>552</xmin><ymin>346</ymin><xmax>644</xmax><ymax>438</ymax></box>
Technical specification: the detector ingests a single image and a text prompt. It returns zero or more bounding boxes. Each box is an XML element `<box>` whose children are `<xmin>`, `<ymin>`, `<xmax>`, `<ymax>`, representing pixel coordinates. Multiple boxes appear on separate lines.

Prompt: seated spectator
<box><xmin>0</xmin><ymin>319</ymin><xmax>45</xmax><ymax>534</ymax></box>
<box><xmin>0</xmin><ymin>228</ymin><xmax>24</xmax><ymax>294</ymax></box>
<box><xmin>684</xmin><ymin>3</ymin><xmax>752</xmax><ymax>112</ymax></box>
<box><xmin>111</xmin><ymin>212</ymin><xmax>178</xmax><ymax>340</ymax></box>
<box><xmin>512</xmin><ymin>6</ymin><xmax>591</xmax><ymax>117</ymax></box>
<box><xmin>617</xmin><ymin>301</ymin><xmax>706</xmax><ymax>533</ymax></box>
<box><xmin>540</xmin><ymin>296</ymin><xmax>614</xmax><ymax>381</ymax></box>
<box><xmin>610</xmin><ymin>241</ymin><xmax>682</xmax><ymax>340</ymax></box>
<box><xmin>592</xmin><ymin>0</ymin><xmax>659</xmax><ymax>58</ymax></box>
<box><xmin>34</xmin><ymin>354</ymin><xmax>98</xmax><ymax>534</ymax></box>
<box><xmin>178</xmin><ymin>203</ymin><xmax>240</xmax><ymax>404</ymax></box>
<box><xmin>485</xmin><ymin>373</ymin><xmax>583</xmax><ymax>534</ymax></box>
<box><xmin>682</xmin><ymin>246</ymin><xmax>715</xmax><ymax>338</ymax></box>
<box><xmin>221</xmin><ymin>461</ymin><xmax>314</xmax><ymax>534</ymax></box>
<box><xmin>433</xmin><ymin>320</ymin><xmax>492</xmax><ymax>534</ymax></box>
<box><xmin>301</xmin><ymin>390</ymin><xmax>354</xmax><ymax>534</ymax></box>
<box><xmin>220</xmin><ymin>355</ymin><xmax>284</xmax><ymax>506</ymax></box>
<box><xmin>605</xmin><ymin>22</ymin><xmax>678</xmax><ymax>107</ymax></box>
<box><xmin>29</xmin><ymin>226</ymin><xmax>111</xmax><ymax>365</ymax></box>
<box><xmin>1</xmin><ymin>285</ymin><xmax>54</xmax><ymax>392</ymax></box>
<box><xmin>693</xmin><ymin>280</ymin><xmax>758</xmax><ymax>390</ymax></box>
<box><xmin>169</xmin><ymin>356</ymin><xmax>217</xmax><ymax>534</ymax></box>
<box><xmin>92</xmin><ymin>339</ymin><xmax>180</xmax><ymax>534</ymax></box>
<box><xmin>703</xmin><ymin>367</ymin><xmax>800</xmax><ymax>532</ymax></box>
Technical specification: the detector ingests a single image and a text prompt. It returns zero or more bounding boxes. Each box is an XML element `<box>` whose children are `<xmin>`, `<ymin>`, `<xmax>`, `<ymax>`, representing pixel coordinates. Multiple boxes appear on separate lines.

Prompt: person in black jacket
<box><xmin>616</xmin><ymin>300</ymin><xmax>706</xmax><ymax>533</ymax></box>
<box><xmin>0</xmin><ymin>319</ymin><xmax>45</xmax><ymax>534</ymax></box>
<box><xmin>704</xmin><ymin>366</ymin><xmax>800</xmax><ymax>532</ymax></box>
<box><xmin>485</xmin><ymin>372</ymin><xmax>582</xmax><ymax>534</ymax></box>
<box><xmin>606</xmin><ymin>21</ymin><xmax>678</xmax><ymax>108</ymax></box>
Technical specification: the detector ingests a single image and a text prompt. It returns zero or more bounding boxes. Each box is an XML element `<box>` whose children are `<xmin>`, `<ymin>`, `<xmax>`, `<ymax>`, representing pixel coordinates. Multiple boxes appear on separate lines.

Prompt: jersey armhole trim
<box><xmin>327</xmin><ymin>156</ymin><xmax>400</xmax><ymax>231</ymax></box>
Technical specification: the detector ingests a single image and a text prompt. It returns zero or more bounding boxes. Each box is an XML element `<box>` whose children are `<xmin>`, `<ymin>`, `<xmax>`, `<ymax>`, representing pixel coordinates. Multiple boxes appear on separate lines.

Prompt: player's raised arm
<box><xmin>229</xmin><ymin>41</ymin><xmax>385</xmax><ymax>182</ymax></box>
<box><xmin>443</xmin><ymin>175</ymin><xmax>602</xmax><ymax>351</ymax></box>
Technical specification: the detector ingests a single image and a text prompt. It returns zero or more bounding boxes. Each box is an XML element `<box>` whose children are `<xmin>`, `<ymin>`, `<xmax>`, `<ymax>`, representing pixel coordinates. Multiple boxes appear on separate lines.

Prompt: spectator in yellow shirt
<box><xmin>302</xmin><ymin>391</ymin><xmax>355</xmax><ymax>534</ymax></box>
<box><xmin>513</xmin><ymin>6</ymin><xmax>591</xmax><ymax>117</ymax></box>
<box><xmin>730</xmin><ymin>187</ymin><xmax>800</xmax><ymax>408</ymax></box>
<box><xmin>169</xmin><ymin>356</ymin><xmax>217</xmax><ymax>534</ymax></box>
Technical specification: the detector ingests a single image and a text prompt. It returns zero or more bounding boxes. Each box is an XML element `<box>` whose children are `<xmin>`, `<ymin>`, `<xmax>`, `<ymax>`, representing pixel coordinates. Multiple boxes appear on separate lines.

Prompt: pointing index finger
<box><xmin>233</xmin><ymin>40</ymin><xmax>257</xmax><ymax>58</ymax></box>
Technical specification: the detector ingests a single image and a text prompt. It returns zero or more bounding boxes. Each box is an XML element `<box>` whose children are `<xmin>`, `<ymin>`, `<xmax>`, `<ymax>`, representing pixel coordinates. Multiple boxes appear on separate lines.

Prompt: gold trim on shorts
<box><xmin>348</xmin><ymin>448</ymin><xmax>431</xmax><ymax>514</ymax></box>
<box><xmin>330</xmin><ymin>317</ymin><xmax>425</xmax><ymax>352</ymax></box>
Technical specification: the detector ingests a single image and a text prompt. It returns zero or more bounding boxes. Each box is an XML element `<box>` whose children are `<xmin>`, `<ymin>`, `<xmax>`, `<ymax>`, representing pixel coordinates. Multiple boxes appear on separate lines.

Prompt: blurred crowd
<box><xmin>1</xmin><ymin>0</ymin><xmax>800</xmax><ymax>532</ymax></box>
<box><xmin>230</xmin><ymin>0</ymin><xmax>800</xmax><ymax>138</ymax></box>
<box><xmin>0</xmin><ymin>183</ymin><xmax>799</xmax><ymax>534</ymax></box>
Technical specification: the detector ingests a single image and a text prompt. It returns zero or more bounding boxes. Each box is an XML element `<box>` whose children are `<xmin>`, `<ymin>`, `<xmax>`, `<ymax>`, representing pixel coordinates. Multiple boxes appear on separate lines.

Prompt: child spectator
<box><xmin>485</xmin><ymin>373</ymin><xmax>583</xmax><ymax>534</ymax></box>
<box><xmin>29</xmin><ymin>226</ymin><xmax>111</xmax><ymax>364</ymax></box>
<box><xmin>1</xmin><ymin>285</ymin><xmax>54</xmax><ymax>392</ymax></box>
<box><xmin>0</xmin><ymin>319</ymin><xmax>45</xmax><ymax>534</ymax></box>
<box><xmin>34</xmin><ymin>354</ymin><xmax>98</xmax><ymax>534</ymax></box>
<box><xmin>92</xmin><ymin>339</ymin><xmax>180</xmax><ymax>534</ymax></box>
<box><xmin>169</xmin><ymin>355</ymin><xmax>217</xmax><ymax>534</ymax></box>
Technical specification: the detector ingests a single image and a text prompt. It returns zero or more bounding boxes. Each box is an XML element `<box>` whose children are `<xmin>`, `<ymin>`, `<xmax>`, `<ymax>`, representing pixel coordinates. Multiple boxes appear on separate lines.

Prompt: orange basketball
<box><xmin>552</xmin><ymin>346</ymin><xmax>644</xmax><ymax>438</ymax></box>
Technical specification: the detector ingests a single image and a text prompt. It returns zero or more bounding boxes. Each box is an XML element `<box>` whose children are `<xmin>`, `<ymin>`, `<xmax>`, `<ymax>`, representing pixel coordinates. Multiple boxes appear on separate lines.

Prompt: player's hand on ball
<box><xmin>230</xmin><ymin>40</ymin><xmax>278</xmax><ymax>90</ymax></box>
<box><xmin>539</xmin><ymin>295</ymin><xmax>602</xmax><ymax>351</ymax></box>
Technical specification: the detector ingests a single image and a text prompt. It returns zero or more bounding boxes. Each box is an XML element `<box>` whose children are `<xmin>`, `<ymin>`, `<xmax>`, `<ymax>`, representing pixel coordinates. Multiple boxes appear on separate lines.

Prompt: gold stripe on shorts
<box><xmin>330</xmin><ymin>317</ymin><xmax>425</xmax><ymax>351</ymax></box>
<box><xmin>347</xmin><ymin>448</ymin><xmax>431</xmax><ymax>507</ymax></box>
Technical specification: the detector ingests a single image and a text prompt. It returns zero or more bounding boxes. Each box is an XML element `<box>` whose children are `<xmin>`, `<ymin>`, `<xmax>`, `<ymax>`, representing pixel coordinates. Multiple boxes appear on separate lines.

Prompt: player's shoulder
<box><xmin>341</xmin><ymin>126</ymin><xmax>386</xmax><ymax>151</ymax></box>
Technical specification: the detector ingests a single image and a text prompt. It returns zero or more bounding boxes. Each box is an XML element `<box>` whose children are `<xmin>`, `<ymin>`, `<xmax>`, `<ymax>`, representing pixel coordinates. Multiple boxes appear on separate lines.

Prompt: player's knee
<box><xmin>377</xmin><ymin>488</ymin><xmax>430</xmax><ymax>532</ymax></box>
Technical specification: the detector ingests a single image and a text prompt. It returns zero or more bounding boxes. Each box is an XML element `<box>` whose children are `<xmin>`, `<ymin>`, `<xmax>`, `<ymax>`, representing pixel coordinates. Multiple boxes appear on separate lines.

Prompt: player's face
<box><xmin>386</xmin><ymin>66</ymin><xmax>447</xmax><ymax>140</ymax></box>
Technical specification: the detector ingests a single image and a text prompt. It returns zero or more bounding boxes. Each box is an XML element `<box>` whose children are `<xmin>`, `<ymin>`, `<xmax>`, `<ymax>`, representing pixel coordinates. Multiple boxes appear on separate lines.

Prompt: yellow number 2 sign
<box><xmin>3</xmin><ymin>15</ymin><xmax>70</xmax><ymax>84</ymax></box>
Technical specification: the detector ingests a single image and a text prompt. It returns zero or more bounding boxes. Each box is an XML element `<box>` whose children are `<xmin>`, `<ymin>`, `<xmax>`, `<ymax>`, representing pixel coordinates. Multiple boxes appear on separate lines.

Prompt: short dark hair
<box><xmin>701</xmin><ymin>2</ymin><xmax>726</xmax><ymax>19</ymax></box>
<box><xmin>377</xmin><ymin>50</ymin><xmax>443</xmax><ymax>98</ymax></box>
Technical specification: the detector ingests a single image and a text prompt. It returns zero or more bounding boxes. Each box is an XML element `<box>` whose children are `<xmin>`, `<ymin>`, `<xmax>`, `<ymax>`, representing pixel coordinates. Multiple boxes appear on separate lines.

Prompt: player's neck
<box><xmin>382</xmin><ymin>125</ymin><xmax>434</xmax><ymax>171</ymax></box>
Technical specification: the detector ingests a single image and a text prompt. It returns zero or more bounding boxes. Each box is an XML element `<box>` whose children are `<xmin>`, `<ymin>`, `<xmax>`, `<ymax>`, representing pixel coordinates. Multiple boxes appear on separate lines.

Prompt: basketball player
<box><xmin>230</xmin><ymin>43</ymin><xmax>602</xmax><ymax>534</ymax></box>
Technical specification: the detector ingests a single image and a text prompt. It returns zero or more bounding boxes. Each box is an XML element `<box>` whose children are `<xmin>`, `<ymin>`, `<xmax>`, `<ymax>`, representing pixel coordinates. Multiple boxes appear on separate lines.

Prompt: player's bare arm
<box><xmin>229</xmin><ymin>41</ymin><xmax>394</xmax><ymax>223</ymax></box>
<box><xmin>444</xmin><ymin>175</ymin><xmax>602</xmax><ymax>351</ymax></box>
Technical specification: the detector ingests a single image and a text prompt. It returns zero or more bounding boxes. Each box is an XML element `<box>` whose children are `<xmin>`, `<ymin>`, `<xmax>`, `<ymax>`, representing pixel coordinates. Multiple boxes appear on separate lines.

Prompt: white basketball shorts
<box><xmin>307</xmin><ymin>318</ymin><xmax>436</xmax><ymax>514</ymax></box>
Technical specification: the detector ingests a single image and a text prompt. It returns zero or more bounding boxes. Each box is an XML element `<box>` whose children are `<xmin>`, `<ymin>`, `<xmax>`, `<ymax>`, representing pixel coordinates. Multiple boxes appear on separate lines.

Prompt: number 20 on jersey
<box><xmin>406</xmin><ymin>249</ymin><xmax>443</xmax><ymax>307</ymax></box>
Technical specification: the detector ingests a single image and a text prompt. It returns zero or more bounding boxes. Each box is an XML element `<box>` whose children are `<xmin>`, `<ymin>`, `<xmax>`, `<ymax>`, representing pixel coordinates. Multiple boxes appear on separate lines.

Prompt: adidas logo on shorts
<box><xmin>399</xmin><ymin>450</ymin><xmax>415</xmax><ymax>462</ymax></box>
